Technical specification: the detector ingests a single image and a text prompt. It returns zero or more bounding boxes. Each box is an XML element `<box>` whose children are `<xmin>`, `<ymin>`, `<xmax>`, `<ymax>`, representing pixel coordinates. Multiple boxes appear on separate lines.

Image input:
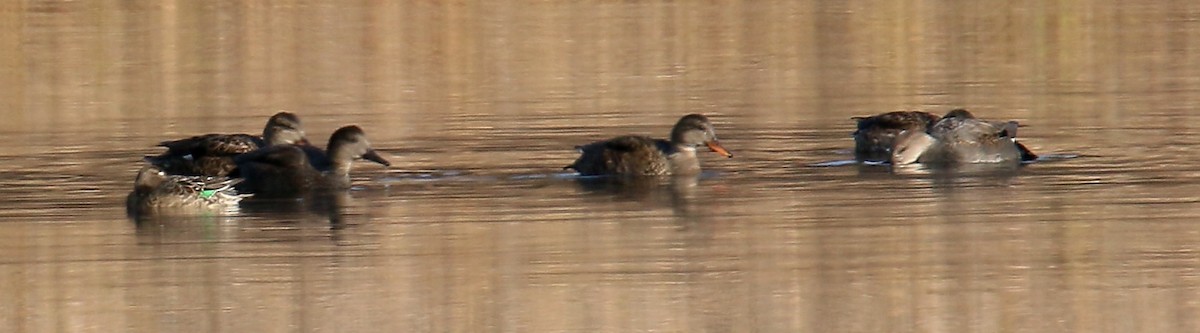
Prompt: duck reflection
<box><xmin>130</xmin><ymin>213</ymin><xmax>242</xmax><ymax>242</ymax></box>
<box><xmin>572</xmin><ymin>174</ymin><xmax>704</xmax><ymax>219</ymax></box>
<box><xmin>236</xmin><ymin>189</ymin><xmax>355</xmax><ymax>226</ymax></box>
<box><xmin>133</xmin><ymin>189</ymin><xmax>360</xmax><ymax>243</ymax></box>
<box><xmin>852</xmin><ymin>145</ymin><xmax>1027</xmax><ymax>180</ymax></box>
<box><xmin>890</xmin><ymin>161</ymin><xmax>1023</xmax><ymax>179</ymax></box>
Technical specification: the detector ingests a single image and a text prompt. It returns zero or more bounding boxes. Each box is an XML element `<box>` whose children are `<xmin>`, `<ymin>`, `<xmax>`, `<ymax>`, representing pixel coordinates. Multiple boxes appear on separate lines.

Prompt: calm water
<box><xmin>3</xmin><ymin>1</ymin><xmax>1200</xmax><ymax>332</ymax></box>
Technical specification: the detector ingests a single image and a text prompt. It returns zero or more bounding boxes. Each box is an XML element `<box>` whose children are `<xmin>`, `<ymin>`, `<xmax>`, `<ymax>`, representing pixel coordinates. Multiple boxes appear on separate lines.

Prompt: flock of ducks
<box><xmin>126</xmin><ymin>108</ymin><xmax>1036</xmax><ymax>216</ymax></box>
<box><xmin>126</xmin><ymin>113</ymin><xmax>391</xmax><ymax>215</ymax></box>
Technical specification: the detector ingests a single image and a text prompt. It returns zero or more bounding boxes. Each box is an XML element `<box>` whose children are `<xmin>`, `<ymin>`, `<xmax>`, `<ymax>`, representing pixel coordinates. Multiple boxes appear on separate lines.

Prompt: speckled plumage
<box><xmin>570</xmin><ymin>136</ymin><xmax>677</xmax><ymax>176</ymax></box>
<box><xmin>851</xmin><ymin>111</ymin><xmax>941</xmax><ymax>162</ymax></box>
<box><xmin>235</xmin><ymin>125</ymin><xmax>391</xmax><ymax>198</ymax></box>
<box><xmin>891</xmin><ymin>109</ymin><xmax>1038</xmax><ymax>165</ymax></box>
<box><xmin>146</xmin><ymin>112</ymin><xmax>307</xmax><ymax>177</ymax></box>
<box><xmin>126</xmin><ymin>166</ymin><xmax>251</xmax><ymax>215</ymax></box>
<box><xmin>566</xmin><ymin>114</ymin><xmax>732</xmax><ymax>176</ymax></box>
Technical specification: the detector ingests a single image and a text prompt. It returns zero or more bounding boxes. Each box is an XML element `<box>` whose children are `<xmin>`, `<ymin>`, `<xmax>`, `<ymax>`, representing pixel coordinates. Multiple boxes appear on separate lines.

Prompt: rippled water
<box><xmin>3</xmin><ymin>1</ymin><xmax>1200</xmax><ymax>332</ymax></box>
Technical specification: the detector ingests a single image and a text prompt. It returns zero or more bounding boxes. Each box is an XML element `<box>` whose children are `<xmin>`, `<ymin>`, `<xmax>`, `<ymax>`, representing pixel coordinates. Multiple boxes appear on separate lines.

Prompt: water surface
<box><xmin>3</xmin><ymin>1</ymin><xmax>1200</xmax><ymax>332</ymax></box>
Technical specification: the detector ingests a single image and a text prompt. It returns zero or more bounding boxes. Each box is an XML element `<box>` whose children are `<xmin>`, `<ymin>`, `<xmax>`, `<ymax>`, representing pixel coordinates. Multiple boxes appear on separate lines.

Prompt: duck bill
<box><xmin>362</xmin><ymin>149</ymin><xmax>392</xmax><ymax>167</ymax></box>
<box><xmin>295</xmin><ymin>137</ymin><xmax>311</xmax><ymax>146</ymax></box>
<box><xmin>705</xmin><ymin>141</ymin><xmax>733</xmax><ymax>158</ymax></box>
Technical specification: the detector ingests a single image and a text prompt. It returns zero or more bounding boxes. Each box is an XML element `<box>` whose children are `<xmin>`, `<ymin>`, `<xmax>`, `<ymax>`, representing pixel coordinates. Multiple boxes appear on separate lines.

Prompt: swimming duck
<box><xmin>891</xmin><ymin>109</ymin><xmax>1038</xmax><ymax>165</ymax></box>
<box><xmin>566</xmin><ymin>114</ymin><xmax>732</xmax><ymax>176</ymax></box>
<box><xmin>233</xmin><ymin>125</ymin><xmax>391</xmax><ymax>197</ymax></box>
<box><xmin>851</xmin><ymin>111</ymin><xmax>941</xmax><ymax>162</ymax></box>
<box><xmin>125</xmin><ymin>165</ymin><xmax>251</xmax><ymax>215</ymax></box>
<box><xmin>145</xmin><ymin>112</ymin><xmax>308</xmax><ymax>177</ymax></box>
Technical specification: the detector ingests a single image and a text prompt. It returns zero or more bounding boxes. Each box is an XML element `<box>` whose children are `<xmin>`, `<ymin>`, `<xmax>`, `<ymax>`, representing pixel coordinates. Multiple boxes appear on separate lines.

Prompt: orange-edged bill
<box><xmin>705</xmin><ymin>141</ymin><xmax>733</xmax><ymax>158</ymax></box>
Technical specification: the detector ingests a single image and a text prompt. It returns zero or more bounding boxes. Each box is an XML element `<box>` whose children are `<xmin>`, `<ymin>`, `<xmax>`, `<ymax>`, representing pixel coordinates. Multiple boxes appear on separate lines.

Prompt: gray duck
<box><xmin>891</xmin><ymin>109</ymin><xmax>1038</xmax><ymax>166</ymax></box>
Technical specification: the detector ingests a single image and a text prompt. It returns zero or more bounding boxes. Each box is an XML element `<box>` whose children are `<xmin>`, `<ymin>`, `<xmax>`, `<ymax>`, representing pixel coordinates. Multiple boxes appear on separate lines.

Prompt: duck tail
<box><xmin>1015</xmin><ymin>141</ymin><xmax>1038</xmax><ymax>161</ymax></box>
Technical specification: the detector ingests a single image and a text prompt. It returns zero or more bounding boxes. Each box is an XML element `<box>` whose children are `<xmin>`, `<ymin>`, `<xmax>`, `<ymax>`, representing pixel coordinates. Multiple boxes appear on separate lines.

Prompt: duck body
<box><xmin>570</xmin><ymin>136</ymin><xmax>683</xmax><ymax>176</ymax></box>
<box><xmin>852</xmin><ymin>111</ymin><xmax>941</xmax><ymax>162</ymax></box>
<box><xmin>234</xmin><ymin>125</ymin><xmax>390</xmax><ymax>198</ymax></box>
<box><xmin>891</xmin><ymin>109</ymin><xmax>1038</xmax><ymax>166</ymax></box>
<box><xmin>146</xmin><ymin>112</ymin><xmax>308</xmax><ymax>177</ymax></box>
<box><xmin>126</xmin><ymin>166</ymin><xmax>251</xmax><ymax>215</ymax></box>
<box><xmin>147</xmin><ymin>133</ymin><xmax>264</xmax><ymax>176</ymax></box>
<box><xmin>566</xmin><ymin>114</ymin><xmax>732</xmax><ymax>176</ymax></box>
<box><xmin>234</xmin><ymin>145</ymin><xmax>324</xmax><ymax>197</ymax></box>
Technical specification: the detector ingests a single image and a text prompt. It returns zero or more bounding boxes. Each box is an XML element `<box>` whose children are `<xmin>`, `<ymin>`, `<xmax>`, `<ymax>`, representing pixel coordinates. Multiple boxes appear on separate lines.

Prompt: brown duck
<box><xmin>233</xmin><ymin>125</ymin><xmax>390</xmax><ymax>198</ymax></box>
<box><xmin>145</xmin><ymin>112</ymin><xmax>308</xmax><ymax>177</ymax></box>
<box><xmin>566</xmin><ymin>114</ymin><xmax>732</xmax><ymax>176</ymax></box>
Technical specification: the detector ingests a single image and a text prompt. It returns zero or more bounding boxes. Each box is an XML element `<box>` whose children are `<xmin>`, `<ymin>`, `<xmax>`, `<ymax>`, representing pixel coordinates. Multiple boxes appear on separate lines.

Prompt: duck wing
<box><xmin>158</xmin><ymin>133</ymin><xmax>264</xmax><ymax>156</ymax></box>
<box><xmin>852</xmin><ymin>111</ymin><xmax>940</xmax><ymax>135</ymax></box>
<box><xmin>199</xmin><ymin>134</ymin><xmax>264</xmax><ymax>155</ymax></box>
<box><xmin>567</xmin><ymin>136</ymin><xmax>670</xmax><ymax>175</ymax></box>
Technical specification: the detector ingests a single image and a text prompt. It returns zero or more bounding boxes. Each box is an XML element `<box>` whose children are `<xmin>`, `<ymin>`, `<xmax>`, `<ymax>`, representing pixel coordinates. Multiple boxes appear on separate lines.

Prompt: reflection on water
<box><xmin>574</xmin><ymin>175</ymin><xmax>705</xmax><ymax>219</ymax></box>
<box><xmin>3</xmin><ymin>1</ymin><xmax>1200</xmax><ymax>332</ymax></box>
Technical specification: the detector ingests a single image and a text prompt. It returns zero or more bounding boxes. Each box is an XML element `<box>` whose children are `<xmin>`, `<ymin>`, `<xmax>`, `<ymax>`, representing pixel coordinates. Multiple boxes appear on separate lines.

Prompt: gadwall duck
<box><xmin>852</xmin><ymin>111</ymin><xmax>941</xmax><ymax>162</ymax></box>
<box><xmin>126</xmin><ymin>165</ymin><xmax>251</xmax><ymax>215</ymax></box>
<box><xmin>146</xmin><ymin>112</ymin><xmax>308</xmax><ymax>177</ymax></box>
<box><xmin>891</xmin><ymin>109</ymin><xmax>1038</xmax><ymax>166</ymax></box>
<box><xmin>234</xmin><ymin>125</ymin><xmax>390</xmax><ymax>197</ymax></box>
<box><xmin>566</xmin><ymin>114</ymin><xmax>732</xmax><ymax>176</ymax></box>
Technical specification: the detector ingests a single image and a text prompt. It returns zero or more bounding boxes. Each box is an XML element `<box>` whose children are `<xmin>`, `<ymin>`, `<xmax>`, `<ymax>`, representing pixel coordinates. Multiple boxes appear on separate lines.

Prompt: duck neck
<box><xmin>263</xmin><ymin>129</ymin><xmax>279</xmax><ymax>146</ymax></box>
<box><xmin>669</xmin><ymin>144</ymin><xmax>702</xmax><ymax>175</ymax></box>
<box><xmin>669</xmin><ymin>131</ymin><xmax>688</xmax><ymax>147</ymax></box>
<box><xmin>263</xmin><ymin>127</ymin><xmax>290</xmax><ymax>146</ymax></box>
<box><xmin>320</xmin><ymin>143</ymin><xmax>357</xmax><ymax>188</ymax></box>
<box><xmin>323</xmin><ymin>162</ymin><xmax>354</xmax><ymax>189</ymax></box>
<box><xmin>326</xmin><ymin>142</ymin><xmax>357</xmax><ymax>169</ymax></box>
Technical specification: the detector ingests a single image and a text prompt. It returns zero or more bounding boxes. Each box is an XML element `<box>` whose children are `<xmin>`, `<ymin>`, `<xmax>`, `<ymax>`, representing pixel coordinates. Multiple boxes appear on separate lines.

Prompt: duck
<box><xmin>891</xmin><ymin>109</ymin><xmax>1038</xmax><ymax>166</ymax></box>
<box><xmin>125</xmin><ymin>165</ymin><xmax>251</xmax><ymax>215</ymax></box>
<box><xmin>565</xmin><ymin>114</ymin><xmax>732</xmax><ymax>176</ymax></box>
<box><xmin>851</xmin><ymin>111</ymin><xmax>941</xmax><ymax>162</ymax></box>
<box><xmin>233</xmin><ymin>125</ymin><xmax>391</xmax><ymax>198</ymax></box>
<box><xmin>145</xmin><ymin>112</ymin><xmax>309</xmax><ymax>177</ymax></box>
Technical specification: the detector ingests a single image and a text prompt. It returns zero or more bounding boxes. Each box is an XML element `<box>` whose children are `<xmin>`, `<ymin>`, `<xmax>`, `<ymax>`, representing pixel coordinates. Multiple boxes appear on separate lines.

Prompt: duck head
<box><xmin>669</xmin><ymin>114</ymin><xmax>732</xmax><ymax>158</ymax></box>
<box><xmin>327</xmin><ymin>125</ymin><xmax>391</xmax><ymax>167</ymax></box>
<box><xmin>942</xmin><ymin>109</ymin><xmax>976</xmax><ymax>119</ymax></box>
<box><xmin>891</xmin><ymin>130</ymin><xmax>937</xmax><ymax>165</ymax></box>
<box><xmin>262</xmin><ymin>112</ymin><xmax>309</xmax><ymax>146</ymax></box>
<box><xmin>133</xmin><ymin>165</ymin><xmax>168</xmax><ymax>192</ymax></box>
